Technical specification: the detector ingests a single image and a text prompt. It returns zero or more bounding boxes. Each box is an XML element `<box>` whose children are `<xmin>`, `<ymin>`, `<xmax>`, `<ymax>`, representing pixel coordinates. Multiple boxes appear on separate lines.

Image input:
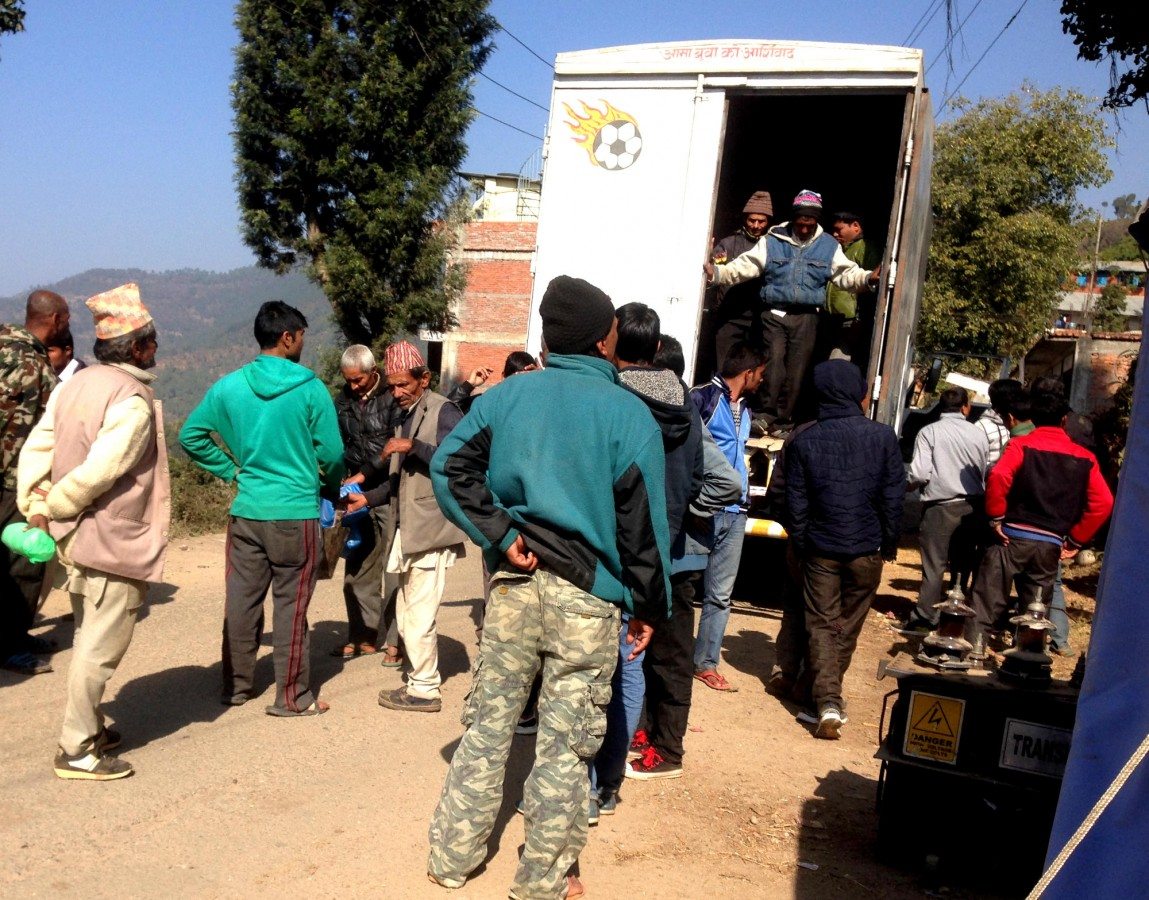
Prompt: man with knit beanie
<box><xmin>357</xmin><ymin>339</ymin><xmax>467</xmax><ymax>715</ymax></box>
<box><xmin>708</xmin><ymin>190</ymin><xmax>773</xmax><ymax>366</ymax></box>
<box><xmin>427</xmin><ymin>275</ymin><xmax>671</xmax><ymax>900</ymax></box>
<box><xmin>18</xmin><ymin>283</ymin><xmax>170</xmax><ymax>779</ymax></box>
<box><xmin>180</xmin><ymin>301</ymin><xmax>344</xmax><ymax>717</ymax></box>
<box><xmin>706</xmin><ymin>189</ymin><xmax>881</xmax><ymax>433</ymax></box>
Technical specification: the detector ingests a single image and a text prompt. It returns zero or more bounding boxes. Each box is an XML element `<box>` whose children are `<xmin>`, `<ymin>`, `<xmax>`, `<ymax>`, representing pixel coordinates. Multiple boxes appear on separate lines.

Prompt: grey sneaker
<box><xmin>588</xmin><ymin>796</ymin><xmax>600</xmax><ymax>826</ymax></box>
<box><xmin>53</xmin><ymin>748</ymin><xmax>133</xmax><ymax>781</ymax></box>
<box><xmin>815</xmin><ymin>708</ymin><xmax>844</xmax><ymax>740</ymax></box>
<box><xmin>378</xmin><ymin>687</ymin><xmax>441</xmax><ymax>713</ymax></box>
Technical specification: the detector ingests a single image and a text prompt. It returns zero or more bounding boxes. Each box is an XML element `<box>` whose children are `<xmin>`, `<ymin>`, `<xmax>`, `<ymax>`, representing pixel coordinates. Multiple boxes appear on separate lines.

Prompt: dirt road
<box><xmin>2</xmin><ymin>535</ymin><xmax>1080</xmax><ymax>898</ymax></box>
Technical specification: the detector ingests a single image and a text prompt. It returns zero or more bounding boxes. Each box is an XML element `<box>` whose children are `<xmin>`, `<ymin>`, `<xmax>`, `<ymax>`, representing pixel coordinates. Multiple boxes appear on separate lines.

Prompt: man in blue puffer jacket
<box><xmin>784</xmin><ymin>359</ymin><xmax>904</xmax><ymax>739</ymax></box>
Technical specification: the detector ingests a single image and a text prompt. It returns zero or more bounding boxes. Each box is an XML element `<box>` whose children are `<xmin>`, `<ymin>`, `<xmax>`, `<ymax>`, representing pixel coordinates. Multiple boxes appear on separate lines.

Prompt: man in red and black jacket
<box><xmin>968</xmin><ymin>377</ymin><xmax>1114</xmax><ymax>642</ymax></box>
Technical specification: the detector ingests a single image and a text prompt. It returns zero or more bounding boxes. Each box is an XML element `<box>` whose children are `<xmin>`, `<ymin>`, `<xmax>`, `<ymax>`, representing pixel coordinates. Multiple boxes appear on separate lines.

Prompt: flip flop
<box><xmin>693</xmin><ymin>670</ymin><xmax>738</xmax><ymax>692</ymax></box>
<box><xmin>265</xmin><ymin>700</ymin><xmax>330</xmax><ymax>717</ymax></box>
<box><xmin>379</xmin><ymin>649</ymin><xmax>403</xmax><ymax>668</ymax></box>
<box><xmin>330</xmin><ymin>643</ymin><xmax>379</xmax><ymax>659</ymax></box>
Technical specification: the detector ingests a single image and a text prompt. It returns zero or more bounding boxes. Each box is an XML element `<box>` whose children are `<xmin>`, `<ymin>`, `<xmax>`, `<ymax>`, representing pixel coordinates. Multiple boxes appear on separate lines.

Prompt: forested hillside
<box><xmin>0</xmin><ymin>267</ymin><xmax>339</xmax><ymax>420</ymax></box>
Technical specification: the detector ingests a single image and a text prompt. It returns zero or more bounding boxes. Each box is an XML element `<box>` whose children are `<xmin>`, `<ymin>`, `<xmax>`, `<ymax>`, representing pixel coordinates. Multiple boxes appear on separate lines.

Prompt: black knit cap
<box><xmin>540</xmin><ymin>275</ymin><xmax>615</xmax><ymax>355</ymax></box>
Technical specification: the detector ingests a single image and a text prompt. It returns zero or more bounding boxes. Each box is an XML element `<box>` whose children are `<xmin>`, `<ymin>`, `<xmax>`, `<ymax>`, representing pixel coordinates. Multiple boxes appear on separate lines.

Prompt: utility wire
<box><xmin>903</xmin><ymin>0</ymin><xmax>945</xmax><ymax>47</ymax></box>
<box><xmin>473</xmin><ymin>108</ymin><xmax>543</xmax><ymax>141</ymax></box>
<box><xmin>478</xmin><ymin>71</ymin><xmax>549</xmax><ymax>112</ymax></box>
<box><xmin>496</xmin><ymin>22</ymin><xmax>553</xmax><ymax>70</ymax></box>
<box><xmin>940</xmin><ymin>0</ymin><xmax>1032</xmax><ymax>114</ymax></box>
<box><xmin>926</xmin><ymin>0</ymin><xmax>989</xmax><ymax>76</ymax></box>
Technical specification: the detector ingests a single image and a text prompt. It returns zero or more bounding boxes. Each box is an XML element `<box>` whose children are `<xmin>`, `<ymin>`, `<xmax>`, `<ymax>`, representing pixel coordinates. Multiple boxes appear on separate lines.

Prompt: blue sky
<box><xmin>1</xmin><ymin>0</ymin><xmax>1144</xmax><ymax>295</ymax></box>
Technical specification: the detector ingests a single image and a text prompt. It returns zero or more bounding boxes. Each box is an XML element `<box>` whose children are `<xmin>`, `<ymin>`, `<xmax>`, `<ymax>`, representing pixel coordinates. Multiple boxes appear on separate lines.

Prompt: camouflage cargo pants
<box><xmin>428</xmin><ymin>568</ymin><xmax>620</xmax><ymax>899</ymax></box>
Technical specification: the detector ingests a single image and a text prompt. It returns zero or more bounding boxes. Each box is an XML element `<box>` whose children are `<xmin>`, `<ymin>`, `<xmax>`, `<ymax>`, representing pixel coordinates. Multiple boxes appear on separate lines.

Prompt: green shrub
<box><xmin>169</xmin><ymin>454</ymin><xmax>235</xmax><ymax>537</ymax></box>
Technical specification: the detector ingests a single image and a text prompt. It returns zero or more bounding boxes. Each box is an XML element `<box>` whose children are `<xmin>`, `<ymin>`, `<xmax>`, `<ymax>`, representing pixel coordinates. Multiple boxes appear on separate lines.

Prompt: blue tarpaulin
<box><xmin>1042</xmin><ymin>327</ymin><xmax>1149</xmax><ymax>895</ymax></box>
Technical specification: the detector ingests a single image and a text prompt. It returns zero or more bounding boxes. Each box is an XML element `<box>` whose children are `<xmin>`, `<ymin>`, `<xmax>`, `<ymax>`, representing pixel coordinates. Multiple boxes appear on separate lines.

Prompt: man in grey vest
<box><xmin>350</xmin><ymin>341</ymin><xmax>466</xmax><ymax>714</ymax></box>
<box><xmin>705</xmin><ymin>189</ymin><xmax>880</xmax><ymax>433</ymax></box>
<box><xmin>18</xmin><ymin>283</ymin><xmax>170</xmax><ymax>780</ymax></box>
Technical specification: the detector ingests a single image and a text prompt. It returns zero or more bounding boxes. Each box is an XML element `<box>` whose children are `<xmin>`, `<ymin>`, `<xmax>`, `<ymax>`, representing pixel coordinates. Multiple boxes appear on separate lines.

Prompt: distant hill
<box><xmin>0</xmin><ymin>267</ymin><xmax>340</xmax><ymax>420</ymax></box>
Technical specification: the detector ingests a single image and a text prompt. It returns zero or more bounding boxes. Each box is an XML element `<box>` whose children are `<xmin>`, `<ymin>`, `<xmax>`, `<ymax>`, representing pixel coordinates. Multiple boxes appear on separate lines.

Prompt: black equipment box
<box><xmin>875</xmin><ymin>658</ymin><xmax>1078</xmax><ymax>895</ymax></box>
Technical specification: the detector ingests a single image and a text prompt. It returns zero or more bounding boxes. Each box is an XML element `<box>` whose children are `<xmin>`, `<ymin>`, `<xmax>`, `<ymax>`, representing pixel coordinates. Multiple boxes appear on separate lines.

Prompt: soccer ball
<box><xmin>592</xmin><ymin>120</ymin><xmax>642</xmax><ymax>171</ymax></box>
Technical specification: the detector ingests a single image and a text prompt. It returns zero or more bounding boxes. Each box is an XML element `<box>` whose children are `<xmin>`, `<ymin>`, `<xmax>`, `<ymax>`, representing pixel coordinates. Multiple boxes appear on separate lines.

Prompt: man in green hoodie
<box><xmin>180</xmin><ymin>301</ymin><xmax>344</xmax><ymax>717</ymax></box>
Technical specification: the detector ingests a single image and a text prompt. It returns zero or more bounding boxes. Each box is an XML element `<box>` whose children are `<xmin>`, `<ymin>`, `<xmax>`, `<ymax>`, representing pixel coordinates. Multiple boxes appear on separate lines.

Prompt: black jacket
<box><xmin>335</xmin><ymin>376</ymin><xmax>403</xmax><ymax>509</ymax></box>
<box><xmin>618</xmin><ymin>366</ymin><xmax>705</xmax><ymax>548</ymax></box>
<box><xmin>785</xmin><ymin>360</ymin><xmax>904</xmax><ymax>556</ymax></box>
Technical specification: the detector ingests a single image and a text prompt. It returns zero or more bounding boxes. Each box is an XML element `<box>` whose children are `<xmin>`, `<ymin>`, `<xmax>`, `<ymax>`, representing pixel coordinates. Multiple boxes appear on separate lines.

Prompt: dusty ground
<box><xmin>0</xmin><ymin>534</ymin><xmax>1095</xmax><ymax>899</ymax></box>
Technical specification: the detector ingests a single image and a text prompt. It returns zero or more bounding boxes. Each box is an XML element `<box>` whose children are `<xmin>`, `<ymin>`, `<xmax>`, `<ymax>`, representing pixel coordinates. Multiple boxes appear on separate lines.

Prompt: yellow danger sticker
<box><xmin>903</xmin><ymin>691</ymin><xmax>965</xmax><ymax>765</ymax></box>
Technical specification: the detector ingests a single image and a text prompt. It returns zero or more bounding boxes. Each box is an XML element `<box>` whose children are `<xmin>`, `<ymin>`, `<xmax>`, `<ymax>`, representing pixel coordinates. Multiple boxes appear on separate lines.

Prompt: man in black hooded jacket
<box><xmin>784</xmin><ymin>359</ymin><xmax>904</xmax><ymax>739</ymax></box>
<box><xmin>592</xmin><ymin>302</ymin><xmax>705</xmax><ymax>792</ymax></box>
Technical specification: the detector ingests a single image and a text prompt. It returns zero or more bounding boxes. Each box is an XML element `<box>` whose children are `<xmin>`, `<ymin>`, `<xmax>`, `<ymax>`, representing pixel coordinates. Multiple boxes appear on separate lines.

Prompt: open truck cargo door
<box><xmin>526</xmin><ymin>64</ymin><xmax>726</xmax><ymax>376</ymax></box>
<box><xmin>868</xmin><ymin>87</ymin><xmax>934</xmax><ymax>427</ymax></box>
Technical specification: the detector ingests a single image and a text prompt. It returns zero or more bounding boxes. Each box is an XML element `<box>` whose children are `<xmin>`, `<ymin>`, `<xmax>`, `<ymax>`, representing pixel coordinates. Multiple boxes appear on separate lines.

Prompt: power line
<box><xmin>926</xmin><ymin>0</ymin><xmax>990</xmax><ymax>76</ymax></box>
<box><xmin>496</xmin><ymin>22</ymin><xmax>553</xmax><ymax>70</ymax></box>
<box><xmin>903</xmin><ymin>0</ymin><xmax>945</xmax><ymax>47</ymax></box>
<box><xmin>940</xmin><ymin>0</ymin><xmax>1033</xmax><ymax>114</ymax></box>
<box><xmin>478</xmin><ymin>71</ymin><xmax>549</xmax><ymax>112</ymax></box>
<box><xmin>472</xmin><ymin>108</ymin><xmax>543</xmax><ymax>141</ymax></box>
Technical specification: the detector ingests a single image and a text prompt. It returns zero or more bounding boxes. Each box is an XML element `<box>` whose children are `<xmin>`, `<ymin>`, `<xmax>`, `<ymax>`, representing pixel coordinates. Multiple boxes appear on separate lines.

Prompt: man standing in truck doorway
<box><xmin>708</xmin><ymin>191</ymin><xmax>773</xmax><ymax>365</ymax></box>
<box><xmin>825</xmin><ymin>211</ymin><xmax>883</xmax><ymax>364</ymax></box>
<box><xmin>705</xmin><ymin>190</ymin><xmax>880</xmax><ymax>435</ymax></box>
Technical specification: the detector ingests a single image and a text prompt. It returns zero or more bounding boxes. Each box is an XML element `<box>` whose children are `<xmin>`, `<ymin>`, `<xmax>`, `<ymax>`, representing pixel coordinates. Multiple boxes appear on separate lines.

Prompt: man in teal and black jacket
<box><xmin>426</xmin><ymin>275</ymin><xmax>670</xmax><ymax>900</ymax></box>
<box><xmin>180</xmin><ymin>301</ymin><xmax>343</xmax><ymax>718</ymax></box>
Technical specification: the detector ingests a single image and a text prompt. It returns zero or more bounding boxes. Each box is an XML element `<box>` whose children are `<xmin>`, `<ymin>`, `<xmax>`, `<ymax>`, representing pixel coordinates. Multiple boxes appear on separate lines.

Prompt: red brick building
<box><xmin>434</xmin><ymin>173</ymin><xmax>540</xmax><ymax>390</ymax></box>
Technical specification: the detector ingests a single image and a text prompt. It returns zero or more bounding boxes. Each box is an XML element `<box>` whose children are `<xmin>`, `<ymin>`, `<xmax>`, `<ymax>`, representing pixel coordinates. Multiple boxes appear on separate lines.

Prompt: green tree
<box><xmin>918</xmin><ymin>87</ymin><xmax>1112</xmax><ymax>359</ymax></box>
<box><xmin>1112</xmin><ymin>193</ymin><xmax>1140</xmax><ymax>220</ymax></box>
<box><xmin>232</xmin><ymin>1</ymin><xmax>496</xmax><ymax>346</ymax></box>
<box><xmin>1091</xmin><ymin>276</ymin><xmax>1128</xmax><ymax>331</ymax></box>
<box><xmin>1100</xmin><ymin>234</ymin><xmax>1143</xmax><ymax>261</ymax></box>
<box><xmin>1061</xmin><ymin>1</ymin><xmax>1149</xmax><ymax>109</ymax></box>
<box><xmin>0</xmin><ymin>0</ymin><xmax>25</xmax><ymax>58</ymax></box>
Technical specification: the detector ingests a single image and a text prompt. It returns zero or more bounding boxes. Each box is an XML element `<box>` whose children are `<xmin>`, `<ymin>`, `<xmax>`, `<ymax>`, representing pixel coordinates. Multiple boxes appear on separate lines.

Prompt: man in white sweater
<box><xmin>704</xmin><ymin>189</ymin><xmax>880</xmax><ymax>432</ymax></box>
<box><xmin>18</xmin><ymin>284</ymin><xmax>170</xmax><ymax>781</ymax></box>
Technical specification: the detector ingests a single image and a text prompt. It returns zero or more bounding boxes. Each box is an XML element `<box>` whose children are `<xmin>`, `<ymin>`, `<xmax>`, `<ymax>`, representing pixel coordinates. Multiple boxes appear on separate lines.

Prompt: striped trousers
<box><xmin>222</xmin><ymin>516</ymin><xmax>320</xmax><ymax>711</ymax></box>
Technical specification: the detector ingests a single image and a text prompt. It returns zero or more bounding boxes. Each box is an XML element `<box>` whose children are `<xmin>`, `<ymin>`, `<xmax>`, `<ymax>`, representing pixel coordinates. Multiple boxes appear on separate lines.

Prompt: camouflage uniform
<box><xmin>429</xmin><ymin>568</ymin><xmax>620</xmax><ymax>899</ymax></box>
<box><xmin>0</xmin><ymin>325</ymin><xmax>56</xmax><ymax>490</ymax></box>
<box><xmin>0</xmin><ymin>325</ymin><xmax>56</xmax><ymax>657</ymax></box>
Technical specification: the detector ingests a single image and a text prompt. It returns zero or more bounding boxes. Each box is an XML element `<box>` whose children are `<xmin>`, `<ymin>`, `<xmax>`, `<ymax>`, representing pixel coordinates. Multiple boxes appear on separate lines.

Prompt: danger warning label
<box><xmin>903</xmin><ymin>691</ymin><xmax>965</xmax><ymax>765</ymax></box>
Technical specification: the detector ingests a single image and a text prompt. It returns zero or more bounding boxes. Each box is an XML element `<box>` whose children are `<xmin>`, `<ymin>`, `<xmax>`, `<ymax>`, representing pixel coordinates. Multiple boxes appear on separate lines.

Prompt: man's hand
<box><xmin>1060</xmin><ymin>541</ymin><xmax>1080</xmax><ymax>561</ymax></box>
<box><xmin>343</xmin><ymin>492</ymin><xmax>368</xmax><ymax>514</ymax></box>
<box><xmin>867</xmin><ymin>267</ymin><xmax>882</xmax><ymax>289</ymax></box>
<box><xmin>382</xmin><ymin>437</ymin><xmax>413</xmax><ymax>458</ymax></box>
<box><xmin>504</xmin><ymin>534</ymin><xmax>538</xmax><ymax>573</ymax></box>
<box><xmin>28</xmin><ymin>515</ymin><xmax>49</xmax><ymax>533</ymax></box>
<box><xmin>624</xmin><ymin>618</ymin><xmax>654</xmax><ymax>660</ymax></box>
<box><xmin>991</xmin><ymin>521</ymin><xmax>1010</xmax><ymax>546</ymax></box>
<box><xmin>342</xmin><ymin>472</ymin><xmax>366</xmax><ymax>486</ymax></box>
<box><xmin>703</xmin><ymin>260</ymin><xmax>716</xmax><ymax>280</ymax></box>
<box><xmin>467</xmin><ymin>366</ymin><xmax>493</xmax><ymax>388</ymax></box>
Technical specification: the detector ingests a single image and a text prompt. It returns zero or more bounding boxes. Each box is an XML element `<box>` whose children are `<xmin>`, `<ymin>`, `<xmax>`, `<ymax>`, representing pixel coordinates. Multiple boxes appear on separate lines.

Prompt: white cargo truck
<box><xmin>524</xmin><ymin>39</ymin><xmax>934</xmax><ymax>567</ymax></box>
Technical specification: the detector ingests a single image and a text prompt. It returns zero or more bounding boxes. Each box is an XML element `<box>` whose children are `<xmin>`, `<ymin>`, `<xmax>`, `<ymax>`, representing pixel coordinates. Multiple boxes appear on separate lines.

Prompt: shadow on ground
<box><xmin>723</xmin><ymin>627</ymin><xmax>778</xmax><ymax>692</ymax></box>
<box><xmin>795</xmin><ymin>767</ymin><xmax>922</xmax><ymax>898</ymax></box>
<box><xmin>106</xmin><ymin>660</ymin><xmax>233</xmax><ymax>749</ymax></box>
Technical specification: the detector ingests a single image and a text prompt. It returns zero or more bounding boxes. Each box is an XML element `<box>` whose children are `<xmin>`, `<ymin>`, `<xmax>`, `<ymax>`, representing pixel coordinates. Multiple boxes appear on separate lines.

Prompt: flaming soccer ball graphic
<box><xmin>563</xmin><ymin>100</ymin><xmax>643</xmax><ymax>171</ymax></box>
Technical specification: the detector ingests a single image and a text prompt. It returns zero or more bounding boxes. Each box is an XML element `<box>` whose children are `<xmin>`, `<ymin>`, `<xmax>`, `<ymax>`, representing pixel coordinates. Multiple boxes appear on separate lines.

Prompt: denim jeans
<box><xmin>1048</xmin><ymin>561</ymin><xmax>1071</xmax><ymax>649</ymax></box>
<box><xmin>592</xmin><ymin>614</ymin><xmax>646</xmax><ymax>797</ymax></box>
<box><xmin>693</xmin><ymin>510</ymin><xmax>746</xmax><ymax>672</ymax></box>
